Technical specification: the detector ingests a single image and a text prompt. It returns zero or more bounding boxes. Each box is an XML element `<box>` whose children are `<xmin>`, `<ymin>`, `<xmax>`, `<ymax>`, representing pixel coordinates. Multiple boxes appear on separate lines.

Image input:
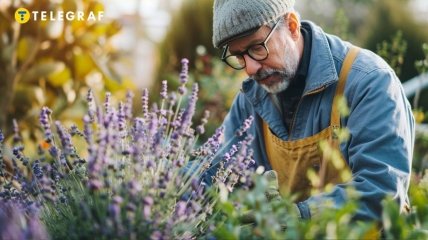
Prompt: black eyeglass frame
<box><xmin>221</xmin><ymin>17</ymin><xmax>282</xmax><ymax>70</ymax></box>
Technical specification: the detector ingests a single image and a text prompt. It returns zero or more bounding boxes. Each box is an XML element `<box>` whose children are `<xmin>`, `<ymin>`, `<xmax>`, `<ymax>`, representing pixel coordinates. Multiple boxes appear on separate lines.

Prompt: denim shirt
<box><xmin>203</xmin><ymin>21</ymin><xmax>415</xmax><ymax>220</ymax></box>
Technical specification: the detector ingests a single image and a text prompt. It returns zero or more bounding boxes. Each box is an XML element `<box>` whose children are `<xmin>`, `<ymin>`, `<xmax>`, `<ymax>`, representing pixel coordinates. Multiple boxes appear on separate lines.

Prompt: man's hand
<box><xmin>264</xmin><ymin>170</ymin><xmax>282</xmax><ymax>202</ymax></box>
<box><xmin>238</xmin><ymin>170</ymin><xmax>283</xmax><ymax>225</ymax></box>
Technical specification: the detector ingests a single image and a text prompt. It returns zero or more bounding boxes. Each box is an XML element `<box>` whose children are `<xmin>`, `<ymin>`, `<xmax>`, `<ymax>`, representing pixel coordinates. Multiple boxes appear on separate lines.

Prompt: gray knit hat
<box><xmin>213</xmin><ymin>0</ymin><xmax>295</xmax><ymax>48</ymax></box>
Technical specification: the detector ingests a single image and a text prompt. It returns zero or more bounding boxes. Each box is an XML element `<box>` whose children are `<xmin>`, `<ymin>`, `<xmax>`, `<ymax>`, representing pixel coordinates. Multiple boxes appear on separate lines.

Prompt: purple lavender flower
<box><xmin>171</xmin><ymin>110</ymin><xmax>184</xmax><ymax>129</ymax></box>
<box><xmin>150</xmin><ymin>231</ymin><xmax>164</xmax><ymax>240</ymax></box>
<box><xmin>207</xmin><ymin>126</ymin><xmax>224</xmax><ymax>154</ymax></box>
<box><xmin>12</xmin><ymin>119</ymin><xmax>22</xmax><ymax>144</ymax></box>
<box><xmin>86</xmin><ymin>89</ymin><xmax>97</xmax><ymax>121</ymax></box>
<box><xmin>180</xmin><ymin>58</ymin><xmax>189</xmax><ymax>84</ymax></box>
<box><xmin>12</xmin><ymin>146</ymin><xmax>30</xmax><ymax>166</ymax></box>
<box><xmin>177</xmin><ymin>59</ymin><xmax>190</xmax><ymax>96</ymax></box>
<box><xmin>88</xmin><ymin>179</ymin><xmax>103</xmax><ymax>191</ymax></box>
<box><xmin>118</xmin><ymin>102</ymin><xmax>127</xmax><ymax>138</ymax></box>
<box><xmin>160</xmin><ymin>80</ymin><xmax>168</xmax><ymax>99</ymax></box>
<box><xmin>55</xmin><ymin>121</ymin><xmax>74</xmax><ymax>156</ymax></box>
<box><xmin>108</xmin><ymin>195</ymin><xmax>123</xmax><ymax>220</ymax></box>
<box><xmin>83</xmin><ymin>115</ymin><xmax>94</xmax><ymax>149</ymax></box>
<box><xmin>168</xmin><ymin>132</ymin><xmax>181</xmax><ymax>156</ymax></box>
<box><xmin>215</xmin><ymin>134</ymin><xmax>255</xmax><ymax>188</ymax></box>
<box><xmin>175</xmin><ymin>201</ymin><xmax>187</xmax><ymax>218</ymax></box>
<box><xmin>143</xmin><ymin>196</ymin><xmax>154</xmax><ymax>219</ymax></box>
<box><xmin>235</xmin><ymin>115</ymin><xmax>254</xmax><ymax>137</ymax></box>
<box><xmin>146</xmin><ymin>159</ymin><xmax>155</xmax><ymax>169</ymax></box>
<box><xmin>173</xmin><ymin>156</ymin><xmax>184</xmax><ymax>167</ymax></box>
<box><xmin>104</xmin><ymin>92</ymin><xmax>112</xmax><ymax>114</ymax></box>
<box><xmin>39</xmin><ymin>107</ymin><xmax>53</xmax><ymax>143</ymax></box>
<box><xmin>125</xmin><ymin>90</ymin><xmax>134</xmax><ymax>120</ymax></box>
<box><xmin>169</xmin><ymin>92</ymin><xmax>177</xmax><ymax>106</ymax></box>
<box><xmin>142</xmin><ymin>88</ymin><xmax>149</xmax><ymax>121</ymax></box>
<box><xmin>0</xmin><ymin>130</ymin><xmax>4</xmax><ymax>178</ymax></box>
<box><xmin>178</xmin><ymin>85</ymin><xmax>187</xmax><ymax>95</ymax></box>
<box><xmin>0</xmin><ymin>201</ymin><xmax>48</xmax><ymax>240</ymax></box>
<box><xmin>70</xmin><ymin>124</ymin><xmax>83</xmax><ymax>137</ymax></box>
<box><xmin>196</xmin><ymin>110</ymin><xmax>210</xmax><ymax>135</ymax></box>
<box><xmin>103</xmin><ymin>105</ymin><xmax>117</xmax><ymax>129</ymax></box>
<box><xmin>131</xmin><ymin>117</ymin><xmax>145</xmax><ymax>143</ymax></box>
<box><xmin>223</xmin><ymin>152</ymin><xmax>231</xmax><ymax>162</ymax></box>
<box><xmin>179</xmin><ymin>83</ymin><xmax>198</xmax><ymax>135</ymax></box>
<box><xmin>127</xmin><ymin>180</ymin><xmax>141</xmax><ymax>197</ymax></box>
<box><xmin>32</xmin><ymin>160</ymin><xmax>43</xmax><ymax>179</ymax></box>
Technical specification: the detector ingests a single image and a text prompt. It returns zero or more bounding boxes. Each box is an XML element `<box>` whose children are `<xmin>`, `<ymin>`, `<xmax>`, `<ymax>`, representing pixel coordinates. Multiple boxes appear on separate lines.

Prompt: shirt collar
<box><xmin>293</xmin><ymin>24</ymin><xmax>312</xmax><ymax>84</ymax></box>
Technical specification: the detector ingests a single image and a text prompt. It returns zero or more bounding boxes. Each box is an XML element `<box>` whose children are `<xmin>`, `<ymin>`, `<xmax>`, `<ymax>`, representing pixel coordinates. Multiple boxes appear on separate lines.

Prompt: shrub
<box><xmin>0</xmin><ymin>59</ymin><xmax>256</xmax><ymax>239</ymax></box>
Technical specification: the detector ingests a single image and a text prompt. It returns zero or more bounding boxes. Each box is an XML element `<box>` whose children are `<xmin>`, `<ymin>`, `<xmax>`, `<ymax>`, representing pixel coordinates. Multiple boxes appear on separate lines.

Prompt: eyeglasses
<box><xmin>221</xmin><ymin>18</ymin><xmax>281</xmax><ymax>70</ymax></box>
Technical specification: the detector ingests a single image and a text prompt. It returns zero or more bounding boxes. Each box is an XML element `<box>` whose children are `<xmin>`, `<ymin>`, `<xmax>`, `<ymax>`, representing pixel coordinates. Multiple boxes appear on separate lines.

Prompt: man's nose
<box><xmin>244</xmin><ymin>55</ymin><xmax>262</xmax><ymax>76</ymax></box>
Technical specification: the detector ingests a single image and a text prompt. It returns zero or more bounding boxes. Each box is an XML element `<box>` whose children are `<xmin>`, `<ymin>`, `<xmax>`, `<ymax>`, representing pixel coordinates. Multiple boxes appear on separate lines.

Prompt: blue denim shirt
<box><xmin>203</xmin><ymin>21</ymin><xmax>415</xmax><ymax>220</ymax></box>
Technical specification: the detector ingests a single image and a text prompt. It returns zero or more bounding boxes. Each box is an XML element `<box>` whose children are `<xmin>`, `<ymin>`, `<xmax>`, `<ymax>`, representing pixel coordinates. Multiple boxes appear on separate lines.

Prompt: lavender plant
<box><xmin>0</xmin><ymin>59</ymin><xmax>256</xmax><ymax>239</ymax></box>
<box><xmin>0</xmin><ymin>200</ymin><xmax>49</xmax><ymax>240</ymax></box>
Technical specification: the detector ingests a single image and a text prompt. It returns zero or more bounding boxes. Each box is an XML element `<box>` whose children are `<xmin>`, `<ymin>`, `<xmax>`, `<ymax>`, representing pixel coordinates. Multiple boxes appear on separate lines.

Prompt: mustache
<box><xmin>251</xmin><ymin>69</ymin><xmax>287</xmax><ymax>82</ymax></box>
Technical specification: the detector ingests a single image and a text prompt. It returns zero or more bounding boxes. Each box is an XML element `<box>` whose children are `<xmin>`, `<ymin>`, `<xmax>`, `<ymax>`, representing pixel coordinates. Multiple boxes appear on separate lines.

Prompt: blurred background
<box><xmin>1</xmin><ymin>0</ymin><xmax>428</xmax><ymax>173</ymax></box>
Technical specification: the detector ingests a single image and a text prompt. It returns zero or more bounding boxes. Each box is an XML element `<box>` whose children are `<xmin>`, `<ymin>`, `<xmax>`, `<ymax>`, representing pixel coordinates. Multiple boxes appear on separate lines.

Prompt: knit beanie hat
<box><xmin>213</xmin><ymin>0</ymin><xmax>295</xmax><ymax>48</ymax></box>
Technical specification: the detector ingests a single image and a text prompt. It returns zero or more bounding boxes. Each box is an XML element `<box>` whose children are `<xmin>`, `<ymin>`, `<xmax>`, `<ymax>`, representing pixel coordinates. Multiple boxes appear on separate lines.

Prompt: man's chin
<box><xmin>261</xmin><ymin>80</ymin><xmax>290</xmax><ymax>94</ymax></box>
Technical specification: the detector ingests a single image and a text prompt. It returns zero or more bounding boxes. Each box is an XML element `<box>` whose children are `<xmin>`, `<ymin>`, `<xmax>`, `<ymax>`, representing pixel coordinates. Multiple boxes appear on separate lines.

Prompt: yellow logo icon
<box><xmin>15</xmin><ymin>8</ymin><xmax>30</xmax><ymax>24</ymax></box>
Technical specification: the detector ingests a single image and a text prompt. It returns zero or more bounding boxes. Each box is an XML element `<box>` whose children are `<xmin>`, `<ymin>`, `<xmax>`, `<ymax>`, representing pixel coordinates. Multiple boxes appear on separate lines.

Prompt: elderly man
<box><xmin>203</xmin><ymin>0</ymin><xmax>415</xmax><ymax>221</ymax></box>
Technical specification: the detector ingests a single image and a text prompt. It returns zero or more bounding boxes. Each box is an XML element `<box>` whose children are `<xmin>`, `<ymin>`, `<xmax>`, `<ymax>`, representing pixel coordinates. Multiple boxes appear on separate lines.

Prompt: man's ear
<box><xmin>286</xmin><ymin>12</ymin><xmax>300</xmax><ymax>40</ymax></box>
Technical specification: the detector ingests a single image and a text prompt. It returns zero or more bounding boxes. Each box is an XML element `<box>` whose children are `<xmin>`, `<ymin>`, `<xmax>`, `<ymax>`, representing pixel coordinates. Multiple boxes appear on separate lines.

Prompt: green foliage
<box><xmin>210</xmin><ymin>178</ymin><xmax>361</xmax><ymax>239</ymax></box>
<box><xmin>207</xmin><ymin>172</ymin><xmax>298</xmax><ymax>240</ymax></box>
<box><xmin>415</xmin><ymin>43</ymin><xmax>428</xmax><ymax>74</ymax></box>
<box><xmin>204</xmin><ymin>170</ymin><xmax>428</xmax><ymax>239</ymax></box>
<box><xmin>332</xmin><ymin>8</ymin><xmax>350</xmax><ymax>40</ymax></box>
<box><xmin>376</xmin><ymin>31</ymin><xmax>407</xmax><ymax>77</ymax></box>
<box><xmin>0</xmin><ymin>0</ymin><xmax>132</xmax><ymax>139</ymax></box>
<box><xmin>154</xmin><ymin>0</ymin><xmax>248</xmax><ymax>142</ymax></box>
<box><xmin>156</xmin><ymin>0</ymin><xmax>218</xmax><ymax>80</ymax></box>
<box><xmin>410</xmin><ymin>43</ymin><xmax>428</xmax><ymax>112</ymax></box>
<box><xmin>155</xmin><ymin>47</ymin><xmax>244</xmax><ymax>142</ymax></box>
<box><xmin>361</xmin><ymin>0</ymin><xmax>428</xmax><ymax>81</ymax></box>
<box><xmin>381</xmin><ymin>173</ymin><xmax>428</xmax><ymax>240</ymax></box>
<box><xmin>413</xmin><ymin>131</ymin><xmax>428</xmax><ymax>175</ymax></box>
<box><xmin>193</xmin><ymin>53</ymin><xmax>245</xmax><ymax>142</ymax></box>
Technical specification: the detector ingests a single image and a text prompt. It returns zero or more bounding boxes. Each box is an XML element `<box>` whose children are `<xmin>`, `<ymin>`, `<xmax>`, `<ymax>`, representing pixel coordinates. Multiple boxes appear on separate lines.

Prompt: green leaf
<box><xmin>213</xmin><ymin>225</ymin><xmax>238</xmax><ymax>240</ymax></box>
<box><xmin>74</xmin><ymin>51</ymin><xmax>95</xmax><ymax>79</ymax></box>
<box><xmin>17</xmin><ymin>37</ymin><xmax>32</xmax><ymax>62</ymax></box>
<box><xmin>219</xmin><ymin>202</ymin><xmax>235</xmax><ymax>216</ymax></box>
<box><xmin>21</xmin><ymin>61</ymin><xmax>65</xmax><ymax>84</ymax></box>
<box><xmin>47</xmin><ymin>63</ymin><xmax>72</xmax><ymax>87</ymax></box>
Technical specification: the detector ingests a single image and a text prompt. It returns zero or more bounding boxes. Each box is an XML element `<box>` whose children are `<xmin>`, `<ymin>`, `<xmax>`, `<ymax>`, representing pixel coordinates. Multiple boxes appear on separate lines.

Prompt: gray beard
<box><xmin>252</xmin><ymin>69</ymin><xmax>294</xmax><ymax>94</ymax></box>
<box><xmin>252</xmin><ymin>39</ymin><xmax>300</xmax><ymax>94</ymax></box>
<box><xmin>261</xmin><ymin>77</ymin><xmax>290</xmax><ymax>94</ymax></box>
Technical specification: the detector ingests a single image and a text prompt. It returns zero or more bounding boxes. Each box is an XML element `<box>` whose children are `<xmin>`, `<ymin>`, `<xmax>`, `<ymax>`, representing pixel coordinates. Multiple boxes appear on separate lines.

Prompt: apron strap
<box><xmin>330</xmin><ymin>46</ymin><xmax>361</xmax><ymax>127</ymax></box>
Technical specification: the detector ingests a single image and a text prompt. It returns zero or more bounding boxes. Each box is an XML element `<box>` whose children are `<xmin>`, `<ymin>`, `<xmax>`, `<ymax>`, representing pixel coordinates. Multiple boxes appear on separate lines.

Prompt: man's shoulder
<box><xmin>324</xmin><ymin>36</ymin><xmax>397</xmax><ymax>85</ymax></box>
<box><xmin>352</xmin><ymin>48</ymin><xmax>393</xmax><ymax>75</ymax></box>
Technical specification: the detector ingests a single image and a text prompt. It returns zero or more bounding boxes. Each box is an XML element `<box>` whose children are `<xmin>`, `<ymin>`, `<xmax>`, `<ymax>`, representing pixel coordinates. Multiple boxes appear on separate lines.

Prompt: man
<box><xmin>203</xmin><ymin>0</ymin><xmax>415</xmax><ymax>221</ymax></box>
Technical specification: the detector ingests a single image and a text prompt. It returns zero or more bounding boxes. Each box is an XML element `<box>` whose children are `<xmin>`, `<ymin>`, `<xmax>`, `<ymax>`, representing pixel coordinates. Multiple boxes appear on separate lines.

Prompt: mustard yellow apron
<box><xmin>263</xmin><ymin>46</ymin><xmax>360</xmax><ymax>201</ymax></box>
